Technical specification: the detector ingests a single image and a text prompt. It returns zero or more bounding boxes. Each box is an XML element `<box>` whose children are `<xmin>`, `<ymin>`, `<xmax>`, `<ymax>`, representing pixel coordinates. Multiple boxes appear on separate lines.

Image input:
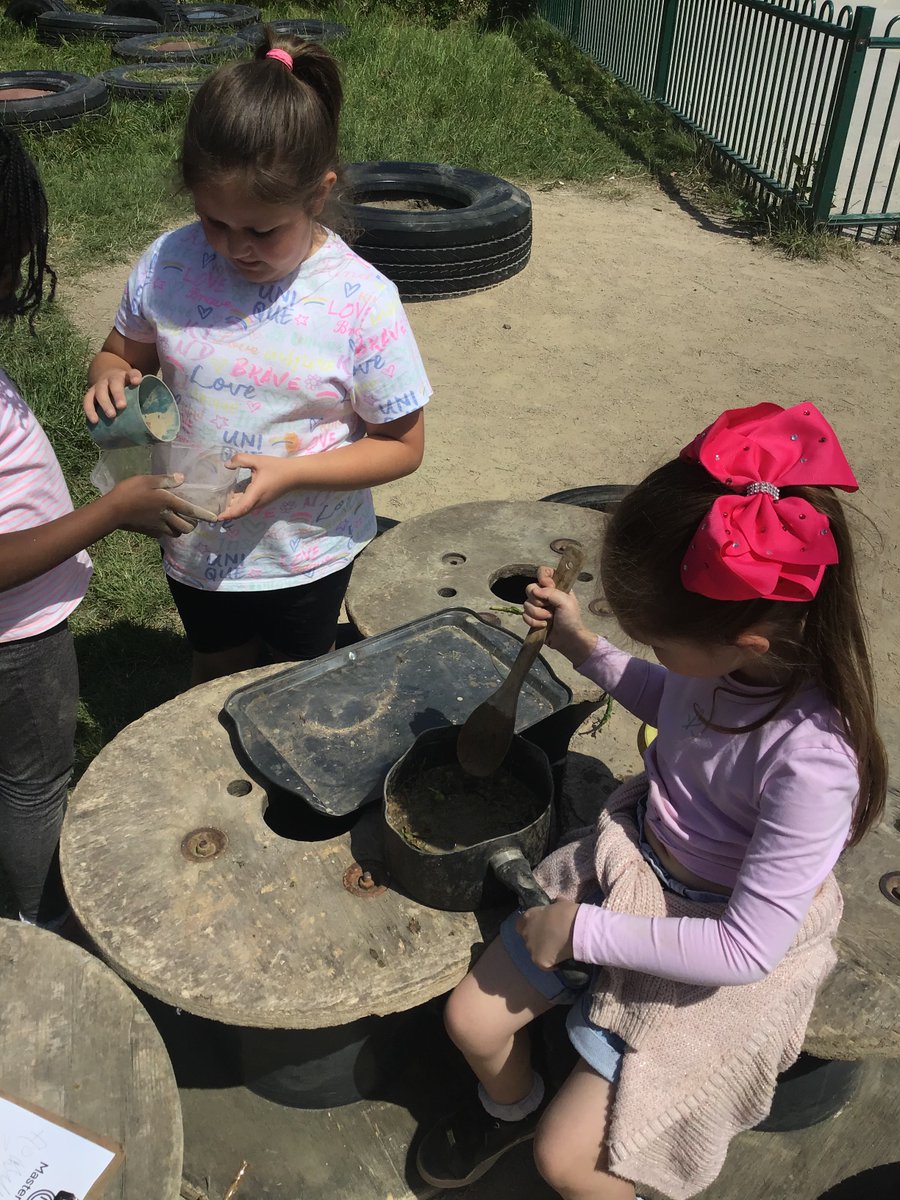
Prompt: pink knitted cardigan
<box><xmin>535</xmin><ymin>774</ymin><xmax>843</xmax><ymax>1200</ymax></box>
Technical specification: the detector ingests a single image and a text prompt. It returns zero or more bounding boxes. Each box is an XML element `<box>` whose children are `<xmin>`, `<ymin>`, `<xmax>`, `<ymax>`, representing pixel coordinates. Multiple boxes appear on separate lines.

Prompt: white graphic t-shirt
<box><xmin>116</xmin><ymin>225</ymin><xmax>431</xmax><ymax>591</ymax></box>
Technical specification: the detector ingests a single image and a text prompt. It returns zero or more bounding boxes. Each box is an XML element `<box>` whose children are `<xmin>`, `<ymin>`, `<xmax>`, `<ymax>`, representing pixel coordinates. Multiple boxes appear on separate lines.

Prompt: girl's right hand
<box><xmin>84</xmin><ymin>368</ymin><xmax>143</xmax><ymax>423</ymax></box>
<box><xmin>524</xmin><ymin>564</ymin><xmax>597</xmax><ymax>664</ymax></box>
<box><xmin>107</xmin><ymin>474</ymin><xmax>210</xmax><ymax>538</ymax></box>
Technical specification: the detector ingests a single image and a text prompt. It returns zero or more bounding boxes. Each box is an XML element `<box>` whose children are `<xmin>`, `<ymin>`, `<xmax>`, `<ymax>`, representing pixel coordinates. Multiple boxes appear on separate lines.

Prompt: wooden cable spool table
<box><xmin>60</xmin><ymin>664</ymin><xmax>493</xmax><ymax>1109</ymax></box>
<box><xmin>345</xmin><ymin>498</ymin><xmax>646</xmax><ymax>783</ymax></box>
<box><xmin>0</xmin><ymin>918</ymin><xmax>183</xmax><ymax>1200</ymax></box>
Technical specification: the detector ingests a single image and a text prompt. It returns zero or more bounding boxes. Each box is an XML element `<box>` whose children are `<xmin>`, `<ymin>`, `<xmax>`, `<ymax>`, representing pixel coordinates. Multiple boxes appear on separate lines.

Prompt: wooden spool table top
<box><xmin>806</xmin><ymin>800</ymin><xmax>900</xmax><ymax>1060</ymax></box>
<box><xmin>61</xmin><ymin>667</ymin><xmax>486</xmax><ymax>1030</ymax></box>
<box><xmin>346</xmin><ymin>500</ymin><xmax>613</xmax><ymax>704</ymax></box>
<box><xmin>0</xmin><ymin>918</ymin><xmax>183</xmax><ymax>1200</ymax></box>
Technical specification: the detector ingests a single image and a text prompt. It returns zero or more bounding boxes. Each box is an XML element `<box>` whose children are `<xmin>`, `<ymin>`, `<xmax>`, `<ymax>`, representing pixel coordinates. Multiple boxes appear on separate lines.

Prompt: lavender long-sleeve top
<box><xmin>572</xmin><ymin>637</ymin><xmax>857</xmax><ymax>987</ymax></box>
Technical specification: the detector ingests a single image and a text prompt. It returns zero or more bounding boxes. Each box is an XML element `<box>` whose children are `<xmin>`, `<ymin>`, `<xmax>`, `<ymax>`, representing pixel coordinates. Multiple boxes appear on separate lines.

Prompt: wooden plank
<box><xmin>0</xmin><ymin>919</ymin><xmax>182</xmax><ymax>1200</ymax></box>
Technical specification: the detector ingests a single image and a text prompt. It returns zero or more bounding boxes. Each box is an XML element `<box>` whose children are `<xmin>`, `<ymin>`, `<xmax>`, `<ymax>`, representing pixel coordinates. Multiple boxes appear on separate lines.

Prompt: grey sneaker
<box><xmin>416</xmin><ymin>1095</ymin><xmax>542</xmax><ymax>1188</ymax></box>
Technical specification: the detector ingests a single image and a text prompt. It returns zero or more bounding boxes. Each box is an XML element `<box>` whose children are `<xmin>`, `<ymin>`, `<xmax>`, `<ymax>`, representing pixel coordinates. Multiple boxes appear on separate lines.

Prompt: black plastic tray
<box><xmin>223</xmin><ymin>609</ymin><xmax>572</xmax><ymax>816</ymax></box>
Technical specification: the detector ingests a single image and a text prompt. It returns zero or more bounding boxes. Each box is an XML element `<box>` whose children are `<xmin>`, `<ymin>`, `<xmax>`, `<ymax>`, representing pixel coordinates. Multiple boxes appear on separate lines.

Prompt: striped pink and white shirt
<box><xmin>0</xmin><ymin>368</ymin><xmax>91</xmax><ymax>642</ymax></box>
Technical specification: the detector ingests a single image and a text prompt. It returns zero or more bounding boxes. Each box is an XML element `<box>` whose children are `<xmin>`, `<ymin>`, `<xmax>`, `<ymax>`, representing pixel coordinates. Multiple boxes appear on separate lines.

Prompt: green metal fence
<box><xmin>537</xmin><ymin>0</ymin><xmax>900</xmax><ymax>237</ymax></box>
<box><xmin>830</xmin><ymin>14</ymin><xmax>900</xmax><ymax>237</ymax></box>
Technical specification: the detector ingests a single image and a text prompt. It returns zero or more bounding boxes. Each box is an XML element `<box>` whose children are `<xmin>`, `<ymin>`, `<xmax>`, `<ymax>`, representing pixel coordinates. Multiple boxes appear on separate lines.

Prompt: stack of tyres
<box><xmin>344</xmin><ymin>162</ymin><xmax>532</xmax><ymax>302</ymax></box>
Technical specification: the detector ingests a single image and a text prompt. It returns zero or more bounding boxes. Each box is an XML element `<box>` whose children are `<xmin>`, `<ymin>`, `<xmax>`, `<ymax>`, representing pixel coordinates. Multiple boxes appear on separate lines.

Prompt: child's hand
<box><xmin>84</xmin><ymin>368</ymin><xmax>143</xmax><ymax>423</ymax></box>
<box><xmin>108</xmin><ymin>473</ymin><xmax>210</xmax><ymax>538</ymax></box>
<box><xmin>517</xmin><ymin>900</ymin><xmax>579</xmax><ymax>970</ymax></box>
<box><xmin>216</xmin><ymin>454</ymin><xmax>299</xmax><ymax>522</ymax></box>
<box><xmin>524</xmin><ymin>565</ymin><xmax>597</xmax><ymax>664</ymax></box>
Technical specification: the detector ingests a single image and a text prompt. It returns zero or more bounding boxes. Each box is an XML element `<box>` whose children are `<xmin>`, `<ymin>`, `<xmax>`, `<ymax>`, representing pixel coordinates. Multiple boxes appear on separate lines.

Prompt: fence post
<box><xmin>568</xmin><ymin>0</ymin><xmax>583</xmax><ymax>41</ymax></box>
<box><xmin>808</xmin><ymin>5</ymin><xmax>876</xmax><ymax>224</ymax></box>
<box><xmin>653</xmin><ymin>0</ymin><xmax>680</xmax><ymax>101</ymax></box>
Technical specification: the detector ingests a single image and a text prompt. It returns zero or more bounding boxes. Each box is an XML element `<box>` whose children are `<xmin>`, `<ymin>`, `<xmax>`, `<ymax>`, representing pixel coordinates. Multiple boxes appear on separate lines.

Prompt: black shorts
<box><xmin>166</xmin><ymin>563</ymin><xmax>353</xmax><ymax>658</ymax></box>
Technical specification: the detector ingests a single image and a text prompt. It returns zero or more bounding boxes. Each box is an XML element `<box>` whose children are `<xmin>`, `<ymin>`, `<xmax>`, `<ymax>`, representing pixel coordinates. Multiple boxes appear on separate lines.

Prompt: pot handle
<box><xmin>490</xmin><ymin>850</ymin><xmax>591</xmax><ymax>991</ymax></box>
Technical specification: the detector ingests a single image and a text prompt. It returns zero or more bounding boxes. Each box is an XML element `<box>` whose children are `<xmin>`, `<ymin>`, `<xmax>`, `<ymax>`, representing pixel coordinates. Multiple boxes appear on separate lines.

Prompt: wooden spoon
<box><xmin>457</xmin><ymin>544</ymin><xmax>584</xmax><ymax>777</ymax></box>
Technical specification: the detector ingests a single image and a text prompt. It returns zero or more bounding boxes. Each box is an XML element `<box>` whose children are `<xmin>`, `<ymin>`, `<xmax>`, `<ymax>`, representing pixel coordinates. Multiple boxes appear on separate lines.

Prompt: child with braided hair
<box><xmin>84</xmin><ymin>32</ymin><xmax>430</xmax><ymax>685</ymax></box>
<box><xmin>0</xmin><ymin>128</ymin><xmax>203</xmax><ymax>929</ymax></box>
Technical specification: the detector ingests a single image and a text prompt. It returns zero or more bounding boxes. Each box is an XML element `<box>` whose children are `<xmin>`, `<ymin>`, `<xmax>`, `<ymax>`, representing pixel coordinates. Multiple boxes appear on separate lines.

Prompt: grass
<box><xmin>337</xmin><ymin>10</ymin><xmax>638</xmax><ymax>179</ymax></box>
<box><xmin>508</xmin><ymin>17</ymin><xmax>699</xmax><ymax>177</ymax></box>
<box><xmin>764</xmin><ymin>217</ymin><xmax>856</xmax><ymax>262</ymax></box>
<box><xmin>5</xmin><ymin>3</ymin><xmax>644</xmax><ymax>276</ymax></box>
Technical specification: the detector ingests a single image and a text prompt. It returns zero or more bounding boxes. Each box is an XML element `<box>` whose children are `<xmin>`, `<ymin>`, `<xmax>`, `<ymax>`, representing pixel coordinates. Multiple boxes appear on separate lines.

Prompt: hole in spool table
<box><xmin>490</xmin><ymin>566</ymin><xmax>538</xmax><ymax>604</ymax></box>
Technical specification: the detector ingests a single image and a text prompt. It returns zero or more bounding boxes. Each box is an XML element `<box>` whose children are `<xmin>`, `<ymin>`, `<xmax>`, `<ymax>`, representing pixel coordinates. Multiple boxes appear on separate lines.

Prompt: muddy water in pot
<box><xmin>388</xmin><ymin>760</ymin><xmax>539</xmax><ymax>853</ymax></box>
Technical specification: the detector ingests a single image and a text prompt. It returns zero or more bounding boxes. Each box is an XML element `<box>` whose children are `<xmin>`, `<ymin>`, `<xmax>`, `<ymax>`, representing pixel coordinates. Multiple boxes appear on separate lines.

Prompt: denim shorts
<box><xmin>499</xmin><ymin>800</ymin><xmax>728</xmax><ymax>1083</ymax></box>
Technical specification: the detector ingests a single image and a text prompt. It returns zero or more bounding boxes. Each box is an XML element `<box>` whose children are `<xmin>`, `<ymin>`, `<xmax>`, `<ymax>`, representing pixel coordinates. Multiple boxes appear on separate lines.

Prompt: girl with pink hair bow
<box><xmin>417</xmin><ymin>402</ymin><xmax>886</xmax><ymax>1200</ymax></box>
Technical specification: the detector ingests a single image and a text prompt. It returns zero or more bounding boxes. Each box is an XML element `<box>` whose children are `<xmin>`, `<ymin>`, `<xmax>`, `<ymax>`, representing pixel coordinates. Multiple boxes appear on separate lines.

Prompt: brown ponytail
<box><xmin>179</xmin><ymin>27</ymin><xmax>343</xmax><ymax>216</ymax></box>
<box><xmin>601</xmin><ymin>457</ymin><xmax>887</xmax><ymax>846</ymax></box>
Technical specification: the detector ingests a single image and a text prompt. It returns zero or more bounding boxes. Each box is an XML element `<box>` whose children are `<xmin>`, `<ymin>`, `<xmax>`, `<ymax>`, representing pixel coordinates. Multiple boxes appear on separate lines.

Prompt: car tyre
<box><xmin>0</xmin><ymin>69</ymin><xmax>108</xmax><ymax>131</ymax></box>
<box><xmin>344</xmin><ymin>162</ymin><xmax>532</xmax><ymax>301</ymax></box>
<box><xmin>104</xmin><ymin>0</ymin><xmax>184</xmax><ymax>31</ymax></box>
<box><xmin>112</xmin><ymin>29</ymin><xmax>244</xmax><ymax>61</ymax></box>
<box><xmin>36</xmin><ymin>10</ymin><xmax>160</xmax><ymax>41</ymax></box>
<box><xmin>4</xmin><ymin>0</ymin><xmax>71</xmax><ymax>27</ymax></box>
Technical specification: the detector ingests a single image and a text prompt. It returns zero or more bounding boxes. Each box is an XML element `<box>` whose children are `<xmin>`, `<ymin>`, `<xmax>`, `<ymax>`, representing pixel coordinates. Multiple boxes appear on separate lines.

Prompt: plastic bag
<box><xmin>89</xmin><ymin>445</ymin><xmax>153</xmax><ymax>495</ymax></box>
<box><xmin>150</xmin><ymin>443</ymin><xmax>237</xmax><ymax>516</ymax></box>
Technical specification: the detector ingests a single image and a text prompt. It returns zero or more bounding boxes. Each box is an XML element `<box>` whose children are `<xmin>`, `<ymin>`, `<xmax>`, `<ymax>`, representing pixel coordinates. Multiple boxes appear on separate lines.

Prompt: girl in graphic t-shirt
<box><xmin>84</xmin><ymin>34</ymin><xmax>431</xmax><ymax>685</ymax></box>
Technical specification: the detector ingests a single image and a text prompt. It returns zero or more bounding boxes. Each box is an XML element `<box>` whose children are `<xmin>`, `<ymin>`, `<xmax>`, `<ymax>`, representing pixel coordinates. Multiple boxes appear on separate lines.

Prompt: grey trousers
<box><xmin>0</xmin><ymin>619</ymin><xmax>77</xmax><ymax>923</ymax></box>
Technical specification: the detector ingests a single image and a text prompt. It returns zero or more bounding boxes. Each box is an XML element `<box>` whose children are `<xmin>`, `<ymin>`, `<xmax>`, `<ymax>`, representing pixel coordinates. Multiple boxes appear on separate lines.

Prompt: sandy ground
<box><xmin>66</xmin><ymin>181</ymin><xmax>900</xmax><ymax>710</ymax></box>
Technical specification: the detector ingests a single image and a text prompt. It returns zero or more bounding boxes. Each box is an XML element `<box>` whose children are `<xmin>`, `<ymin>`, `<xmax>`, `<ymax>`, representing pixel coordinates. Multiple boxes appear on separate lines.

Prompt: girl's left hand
<box><xmin>216</xmin><ymin>454</ymin><xmax>300</xmax><ymax>521</ymax></box>
<box><xmin>516</xmin><ymin>899</ymin><xmax>579</xmax><ymax>969</ymax></box>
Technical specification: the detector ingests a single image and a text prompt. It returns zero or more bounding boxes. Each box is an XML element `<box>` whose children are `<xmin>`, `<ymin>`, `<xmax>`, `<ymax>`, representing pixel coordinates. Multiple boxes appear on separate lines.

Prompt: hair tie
<box><xmin>266</xmin><ymin>48</ymin><xmax>294</xmax><ymax>70</ymax></box>
<box><xmin>679</xmin><ymin>401</ymin><xmax>858</xmax><ymax>602</ymax></box>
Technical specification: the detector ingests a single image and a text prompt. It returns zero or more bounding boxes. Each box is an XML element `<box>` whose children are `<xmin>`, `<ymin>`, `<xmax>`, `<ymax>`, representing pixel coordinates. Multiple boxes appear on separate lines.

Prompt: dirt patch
<box><xmin>62</xmin><ymin>181</ymin><xmax>900</xmax><ymax>708</ymax></box>
<box><xmin>357</xmin><ymin>198</ymin><xmax>455</xmax><ymax>212</ymax></box>
<box><xmin>0</xmin><ymin>88</ymin><xmax>54</xmax><ymax>99</ymax></box>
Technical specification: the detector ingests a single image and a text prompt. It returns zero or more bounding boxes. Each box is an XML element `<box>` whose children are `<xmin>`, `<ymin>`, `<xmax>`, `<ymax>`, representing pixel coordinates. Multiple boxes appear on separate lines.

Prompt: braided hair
<box><xmin>0</xmin><ymin>127</ymin><xmax>56</xmax><ymax>331</ymax></box>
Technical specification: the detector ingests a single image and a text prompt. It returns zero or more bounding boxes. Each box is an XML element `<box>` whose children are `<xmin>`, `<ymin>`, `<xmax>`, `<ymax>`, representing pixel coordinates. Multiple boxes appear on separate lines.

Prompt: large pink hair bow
<box><xmin>679</xmin><ymin>402</ymin><xmax>857</xmax><ymax>602</ymax></box>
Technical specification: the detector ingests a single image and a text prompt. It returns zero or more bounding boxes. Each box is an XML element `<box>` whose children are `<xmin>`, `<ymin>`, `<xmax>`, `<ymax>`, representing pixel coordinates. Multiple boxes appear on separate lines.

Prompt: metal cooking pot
<box><xmin>383</xmin><ymin>725</ymin><xmax>589</xmax><ymax>988</ymax></box>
